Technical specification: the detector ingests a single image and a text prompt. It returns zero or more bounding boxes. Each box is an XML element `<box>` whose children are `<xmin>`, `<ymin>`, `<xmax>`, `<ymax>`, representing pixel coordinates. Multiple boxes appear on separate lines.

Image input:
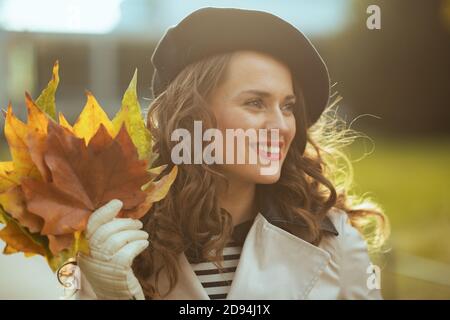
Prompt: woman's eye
<box><xmin>282</xmin><ymin>103</ymin><xmax>295</xmax><ymax>113</ymax></box>
<box><xmin>245</xmin><ymin>99</ymin><xmax>264</xmax><ymax>108</ymax></box>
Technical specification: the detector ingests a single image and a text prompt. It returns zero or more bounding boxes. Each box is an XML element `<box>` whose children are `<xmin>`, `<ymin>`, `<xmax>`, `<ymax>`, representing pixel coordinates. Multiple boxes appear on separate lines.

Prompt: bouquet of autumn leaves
<box><xmin>0</xmin><ymin>61</ymin><xmax>177</xmax><ymax>272</ymax></box>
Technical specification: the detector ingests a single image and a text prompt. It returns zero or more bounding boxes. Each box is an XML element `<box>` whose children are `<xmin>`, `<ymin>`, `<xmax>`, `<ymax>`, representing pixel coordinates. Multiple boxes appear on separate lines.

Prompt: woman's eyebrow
<box><xmin>236</xmin><ymin>89</ymin><xmax>296</xmax><ymax>102</ymax></box>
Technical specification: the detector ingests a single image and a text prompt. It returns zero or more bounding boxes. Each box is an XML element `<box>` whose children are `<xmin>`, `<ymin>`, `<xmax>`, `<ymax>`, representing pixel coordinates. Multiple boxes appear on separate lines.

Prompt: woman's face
<box><xmin>208</xmin><ymin>50</ymin><xmax>297</xmax><ymax>185</ymax></box>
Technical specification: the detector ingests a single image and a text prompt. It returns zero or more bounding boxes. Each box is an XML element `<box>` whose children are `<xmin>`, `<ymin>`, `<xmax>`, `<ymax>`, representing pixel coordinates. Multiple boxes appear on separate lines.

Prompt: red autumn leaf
<box><xmin>20</xmin><ymin>120</ymin><xmax>152</xmax><ymax>253</ymax></box>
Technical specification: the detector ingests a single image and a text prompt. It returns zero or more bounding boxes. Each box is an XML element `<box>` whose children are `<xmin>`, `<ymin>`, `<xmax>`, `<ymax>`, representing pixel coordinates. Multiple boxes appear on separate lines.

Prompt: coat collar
<box><xmin>186</xmin><ymin>194</ymin><xmax>339</xmax><ymax>262</ymax></box>
<box><xmin>226</xmin><ymin>212</ymin><xmax>332</xmax><ymax>299</ymax></box>
<box><xmin>256</xmin><ymin>192</ymin><xmax>339</xmax><ymax>239</ymax></box>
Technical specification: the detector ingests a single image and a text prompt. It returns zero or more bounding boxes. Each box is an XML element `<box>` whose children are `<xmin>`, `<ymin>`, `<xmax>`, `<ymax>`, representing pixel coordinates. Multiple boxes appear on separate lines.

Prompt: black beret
<box><xmin>151</xmin><ymin>7</ymin><xmax>330</xmax><ymax>126</ymax></box>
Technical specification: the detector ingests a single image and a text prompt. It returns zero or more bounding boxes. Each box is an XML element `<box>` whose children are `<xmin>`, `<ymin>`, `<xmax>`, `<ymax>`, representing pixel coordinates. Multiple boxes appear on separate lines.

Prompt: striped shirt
<box><xmin>185</xmin><ymin>219</ymin><xmax>254</xmax><ymax>300</ymax></box>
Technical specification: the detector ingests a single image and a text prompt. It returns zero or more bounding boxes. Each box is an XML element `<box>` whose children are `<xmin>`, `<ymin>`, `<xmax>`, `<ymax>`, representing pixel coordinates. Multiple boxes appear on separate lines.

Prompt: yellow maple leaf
<box><xmin>0</xmin><ymin>161</ymin><xmax>15</xmax><ymax>193</ymax></box>
<box><xmin>72</xmin><ymin>91</ymin><xmax>115</xmax><ymax>144</ymax></box>
<box><xmin>4</xmin><ymin>104</ymin><xmax>41</xmax><ymax>183</ymax></box>
<box><xmin>112</xmin><ymin>69</ymin><xmax>152</xmax><ymax>160</ymax></box>
<box><xmin>58</xmin><ymin>112</ymin><xmax>73</xmax><ymax>132</ymax></box>
<box><xmin>35</xmin><ymin>61</ymin><xmax>59</xmax><ymax>120</ymax></box>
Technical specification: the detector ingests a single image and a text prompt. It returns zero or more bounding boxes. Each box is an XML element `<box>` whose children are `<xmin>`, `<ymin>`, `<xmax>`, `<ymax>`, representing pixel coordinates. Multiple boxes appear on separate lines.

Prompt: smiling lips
<box><xmin>249</xmin><ymin>141</ymin><xmax>283</xmax><ymax>161</ymax></box>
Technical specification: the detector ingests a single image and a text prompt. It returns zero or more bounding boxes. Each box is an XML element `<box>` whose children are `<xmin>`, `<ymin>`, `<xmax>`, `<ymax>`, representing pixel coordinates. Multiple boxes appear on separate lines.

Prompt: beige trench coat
<box><xmin>79</xmin><ymin>205</ymin><xmax>382</xmax><ymax>300</ymax></box>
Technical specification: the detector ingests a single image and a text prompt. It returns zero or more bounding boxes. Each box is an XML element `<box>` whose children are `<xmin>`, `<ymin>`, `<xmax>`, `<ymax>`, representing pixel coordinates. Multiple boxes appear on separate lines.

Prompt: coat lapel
<box><xmin>226</xmin><ymin>213</ymin><xmax>331</xmax><ymax>299</ymax></box>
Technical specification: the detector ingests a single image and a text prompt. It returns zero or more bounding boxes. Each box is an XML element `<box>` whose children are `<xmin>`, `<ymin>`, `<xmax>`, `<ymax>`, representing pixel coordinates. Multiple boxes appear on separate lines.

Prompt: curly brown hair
<box><xmin>132</xmin><ymin>51</ymin><xmax>390</xmax><ymax>299</ymax></box>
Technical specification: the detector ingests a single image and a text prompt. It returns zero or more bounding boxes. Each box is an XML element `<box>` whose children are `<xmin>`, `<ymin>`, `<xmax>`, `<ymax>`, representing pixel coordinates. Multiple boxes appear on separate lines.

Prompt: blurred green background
<box><xmin>0</xmin><ymin>0</ymin><xmax>449</xmax><ymax>299</ymax></box>
<box><xmin>351</xmin><ymin>137</ymin><xmax>450</xmax><ymax>299</ymax></box>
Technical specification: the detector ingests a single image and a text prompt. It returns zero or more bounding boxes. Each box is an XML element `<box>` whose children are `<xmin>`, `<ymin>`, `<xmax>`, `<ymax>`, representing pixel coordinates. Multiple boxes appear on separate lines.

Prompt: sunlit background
<box><xmin>0</xmin><ymin>0</ymin><xmax>449</xmax><ymax>299</ymax></box>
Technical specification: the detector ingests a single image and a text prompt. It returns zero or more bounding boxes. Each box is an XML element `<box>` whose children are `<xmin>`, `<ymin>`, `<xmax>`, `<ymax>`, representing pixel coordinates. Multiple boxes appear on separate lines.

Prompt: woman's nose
<box><xmin>264</xmin><ymin>106</ymin><xmax>290</xmax><ymax>135</ymax></box>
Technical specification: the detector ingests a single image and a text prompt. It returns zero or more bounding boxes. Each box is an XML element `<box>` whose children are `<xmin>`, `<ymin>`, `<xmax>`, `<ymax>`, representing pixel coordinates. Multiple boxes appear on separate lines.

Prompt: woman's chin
<box><xmin>252</xmin><ymin>169</ymin><xmax>281</xmax><ymax>184</ymax></box>
<box><xmin>218</xmin><ymin>163</ymin><xmax>282</xmax><ymax>185</ymax></box>
<box><xmin>255</xmin><ymin>176</ymin><xmax>280</xmax><ymax>184</ymax></box>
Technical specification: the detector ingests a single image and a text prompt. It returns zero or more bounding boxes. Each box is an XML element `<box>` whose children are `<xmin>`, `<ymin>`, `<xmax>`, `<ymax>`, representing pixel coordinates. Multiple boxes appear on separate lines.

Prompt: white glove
<box><xmin>77</xmin><ymin>199</ymin><xmax>149</xmax><ymax>300</ymax></box>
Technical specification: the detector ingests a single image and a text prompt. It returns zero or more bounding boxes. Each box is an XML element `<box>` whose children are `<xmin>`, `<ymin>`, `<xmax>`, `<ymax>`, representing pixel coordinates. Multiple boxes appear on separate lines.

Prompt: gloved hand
<box><xmin>77</xmin><ymin>199</ymin><xmax>149</xmax><ymax>300</ymax></box>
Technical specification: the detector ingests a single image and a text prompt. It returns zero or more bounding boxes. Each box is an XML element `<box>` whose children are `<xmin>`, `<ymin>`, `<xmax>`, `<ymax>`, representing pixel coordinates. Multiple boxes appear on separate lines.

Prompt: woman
<box><xmin>77</xmin><ymin>7</ymin><xmax>389</xmax><ymax>300</ymax></box>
